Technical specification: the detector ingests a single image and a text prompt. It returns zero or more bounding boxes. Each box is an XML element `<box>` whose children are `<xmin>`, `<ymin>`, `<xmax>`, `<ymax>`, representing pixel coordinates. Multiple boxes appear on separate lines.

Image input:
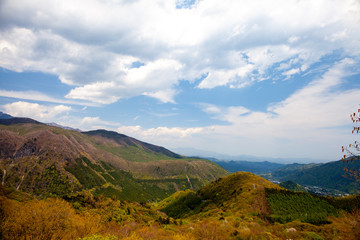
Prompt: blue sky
<box><xmin>0</xmin><ymin>0</ymin><xmax>359</xmax><ymax>162</ymax></box>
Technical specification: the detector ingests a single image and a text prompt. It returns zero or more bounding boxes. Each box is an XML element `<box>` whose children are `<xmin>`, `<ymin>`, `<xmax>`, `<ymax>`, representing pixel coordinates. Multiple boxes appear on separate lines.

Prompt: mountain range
<box><xmin>0</xmin><ymin>115</ymin><xmax>227</xmax><ymax>201</ymax></box>
<box><xmin>0</xmin><ymin>112</ymin><xmax>359</xmax><ymax>199</ymax></box>
<box><xmin>210</xmin><ymin>158</ymin><xmax>360</xmax><ymax>195</ymax></box>
<box><xmin>1</xmin><ymin>113</ymin><xmax>360</xmax><ymax>239</ymax></box>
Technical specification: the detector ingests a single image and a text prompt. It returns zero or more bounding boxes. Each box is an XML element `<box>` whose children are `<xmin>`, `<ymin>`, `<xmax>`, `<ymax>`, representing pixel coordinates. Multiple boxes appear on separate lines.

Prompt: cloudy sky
<box><xmin>1</xmin><ymin>0</ymin><xmax>359</xmax><ymax>162</ymax></box>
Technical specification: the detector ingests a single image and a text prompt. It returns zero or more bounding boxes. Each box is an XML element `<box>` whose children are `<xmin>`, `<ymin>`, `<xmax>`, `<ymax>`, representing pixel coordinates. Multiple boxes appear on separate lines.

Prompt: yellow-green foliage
<box><xmin>0</xmin><ymin>197</ymin><xmax>101</xmax><ymax>240</ymax></box>
<box><xmin>160</xmin><ymin>172</ymin><xmax>281</xmax><ymax>220</ymax></box>
<box><xmin>1</xmin><ymin>173</ymin><xmax>360</xmax><ymax>240</ymax></box>
<box><xmin>78</xmin><ymin>234</ymin><xmax>117</xmax><ymax>240</ymax></box>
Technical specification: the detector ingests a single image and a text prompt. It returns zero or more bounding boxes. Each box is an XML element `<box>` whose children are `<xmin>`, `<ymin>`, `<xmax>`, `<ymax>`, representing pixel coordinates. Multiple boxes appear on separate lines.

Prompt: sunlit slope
<box><xmin>160</xmin><ymin>172</ymin><xmax>282</xmax><ymax>219</ymax></box>
<box><xmin>159</xmin><ymin>171</ymin><xmax>349</xmax><ymax>226</ymax></box>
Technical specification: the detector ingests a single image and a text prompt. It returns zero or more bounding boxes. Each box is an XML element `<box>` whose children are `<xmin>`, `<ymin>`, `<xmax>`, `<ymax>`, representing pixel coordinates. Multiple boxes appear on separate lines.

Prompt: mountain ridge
<box><xmin>84</xmin><ymin>129</ymin><xmax>183</xmax><ymax>159</ymax></box>
<box><xmin>0</xmin><ymin>116</ymin><xmax>227</xmax><ymax>201</ymax></box>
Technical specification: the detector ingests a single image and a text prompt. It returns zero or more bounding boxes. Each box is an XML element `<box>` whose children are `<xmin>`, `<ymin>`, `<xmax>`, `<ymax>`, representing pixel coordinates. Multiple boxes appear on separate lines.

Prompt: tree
<box><xmin>342</xmin><ymin>105</ymin><xmax>360</xmax><ymax>182</ymax></box>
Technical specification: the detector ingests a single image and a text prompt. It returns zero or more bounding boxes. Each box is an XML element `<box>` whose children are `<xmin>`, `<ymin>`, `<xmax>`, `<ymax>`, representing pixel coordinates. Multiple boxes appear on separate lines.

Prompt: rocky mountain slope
<box><xmin>0</xmin><ymin>117</ymin><xmax>227</xmax><ymax>201</ymax></box>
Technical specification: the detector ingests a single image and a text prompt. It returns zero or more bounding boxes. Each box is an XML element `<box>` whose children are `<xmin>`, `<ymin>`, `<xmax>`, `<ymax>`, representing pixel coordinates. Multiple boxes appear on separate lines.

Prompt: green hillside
<box><xmin>276</xmin><ymin>160</ymin><xmax>360</xmax><ymax>194</ymax></box>
<box><xmin>160</xmin><ymin>172</ymin><xmax>282</xmax><ymax>219</ymax></box>
<box><xmin>279</xmin><ymin>180</ymin><xmax>308</xmax><ymax>192</ymax></box>
<box><xmin>1</xmin><ymin>171</ymin><xmax>360</xmax><ymax>240</ymax></box>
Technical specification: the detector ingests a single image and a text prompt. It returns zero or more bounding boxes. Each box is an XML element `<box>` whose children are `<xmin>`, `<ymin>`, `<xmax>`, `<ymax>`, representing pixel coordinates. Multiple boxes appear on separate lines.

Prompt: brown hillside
<box><xmin>0</xmin><ymin>121</ymin><xmax>227</xmax><ymax>200</ymax></box>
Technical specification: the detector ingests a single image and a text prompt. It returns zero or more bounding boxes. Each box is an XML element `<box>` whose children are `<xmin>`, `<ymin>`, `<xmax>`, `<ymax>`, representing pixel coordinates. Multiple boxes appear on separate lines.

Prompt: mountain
<box><xmin>47</xmin><ymin>122</ymin><xmax>81</xmax><ymax>131</ymax></box>
<box><xmin>159</xmin><ymin>172</ymin><xmax>357</xmax><ymax>226</ymax></box>
<box><xmin>279</xmin><ymin>180</ymin><xmax>308</xmax><ymax>192</ymax></box>
<box><xmin>0</xmin><ymin>112</ymin><xmax>13</xmax><ymax>119</ymax></box>
<box><xmin>174</xmin><ymin>147</ymin><xmax>324</xmax><ymax>164</ymax></box>
<box><xmin>84</xmin><ymin>129</ymin><xmax>183</xmax><ymax>159</ymax></box>
<box><xmin>270</xmin><ymin>162</ymin><xmax>323</xmax><ymax>179</ymax></box>
<box><xmin>0</xmin><ymin>117</ymin><xmax>227</xmax><ymax>201</ymax></box>
<box><xmin>0</xmin><ymin>117</ymin><xmax>42</xmax><ymax>125</ymax></box>
<box><xmin>212</xmin><ymin>160</ymin><xmax>285</xmax><ymax>174</ymax></box>
<box><xmin>270</xmin><ymin>160</ymin><xmax>360</xmax><ymax>194</ymax></box>
<box><xmin>158</xmin><ymin>171</ymin><xmax>282</xmax><ymax>219</ymax></box>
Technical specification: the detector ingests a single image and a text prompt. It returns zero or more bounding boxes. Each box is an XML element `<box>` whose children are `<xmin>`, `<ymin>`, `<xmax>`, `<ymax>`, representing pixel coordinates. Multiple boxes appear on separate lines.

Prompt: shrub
<box><xmin>304</xmin><ymin>232</ymin><xmax>324</xmax><ymax>240</ymax></box>
<box><xmin>78</xmin><ymin>235</ymin><xmax>117</xmax><ymax>240</ymax></box>
<box><xmin>0</xmin><ymin>197</ymin><xmax>101</xmax><ymax>240</ymax></box>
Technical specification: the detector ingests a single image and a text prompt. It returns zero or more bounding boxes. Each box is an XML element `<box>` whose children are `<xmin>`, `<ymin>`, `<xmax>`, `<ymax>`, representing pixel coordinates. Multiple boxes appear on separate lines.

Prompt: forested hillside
<box><xmin>1</xmin><ymin>172</ymin><xmax>360</xmax><ymax>240</ymax></box>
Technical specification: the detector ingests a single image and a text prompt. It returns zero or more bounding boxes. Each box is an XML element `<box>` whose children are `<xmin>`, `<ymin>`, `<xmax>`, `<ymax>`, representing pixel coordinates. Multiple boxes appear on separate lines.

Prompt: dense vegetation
<box><xmin>265</xmin><ymin>188</ymin><xmax>338</xmax><ymax>224</ymax></box>
<box><xmin>1</xmin><ymin>172</ymin><xmax>360</xmax><ymax>240</ymax></box>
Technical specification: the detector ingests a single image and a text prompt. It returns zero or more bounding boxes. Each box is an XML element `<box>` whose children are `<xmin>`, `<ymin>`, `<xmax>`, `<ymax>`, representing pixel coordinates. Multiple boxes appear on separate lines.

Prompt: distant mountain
<box><xmin>173</xmin><ymin>147</ymin><xmax>324</xmax><ymax>164</ymax></box>
<box><xmin>212</xmin><ymin>157</ymin><xmax>360</xmax><ymax>195</ymax></box>
<box><xmin>272</xmin><ymin>160</ymin><xmax>360</xmax><ymax>194</ymax></box>
<box><xmin>0</xmin><ymin>117</ymin><xmax>227</xmax><ymax>201</ymax></box>
<box><xmin>270</xmin><ymin>162</ymin><xmax>322</xmax><ymax>179</ymax></box>
<box><xmin>0</xmin><ymin>117</ymin><xmax>42</xmax><ymax>125</ymax></box>
<box><xmin>47</xmin><ymin>122</ymin><xmax>81</xmax><ymax>131</ymax></box>
<box><xmin>279</xmin><ymin>180</ymin><xmax>307</xmax><ymax>192</ymax></box>
<box><xmin>212</xmin><ymin>160</ymin><xmax>285</xmax><ymax>174</ymax></box>
<box><xmin>0</xmin><ymin>112</ymin><xmax>13</xmax><ymax>119</ymax></box>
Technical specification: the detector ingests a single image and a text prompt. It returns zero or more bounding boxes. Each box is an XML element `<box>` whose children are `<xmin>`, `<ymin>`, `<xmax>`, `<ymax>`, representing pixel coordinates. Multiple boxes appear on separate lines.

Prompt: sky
<box><xmin>0</xmin><ymin>0</ymin><xmax>360</xmax><ymax>162</ymax></box>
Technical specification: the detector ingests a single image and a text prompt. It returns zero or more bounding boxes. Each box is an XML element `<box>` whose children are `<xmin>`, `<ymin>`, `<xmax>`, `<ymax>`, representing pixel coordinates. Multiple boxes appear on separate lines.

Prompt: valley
<box><xmin>212</xmin><ymin>158</ymin><xmax>360</xmax><ymax>196</ymax></box>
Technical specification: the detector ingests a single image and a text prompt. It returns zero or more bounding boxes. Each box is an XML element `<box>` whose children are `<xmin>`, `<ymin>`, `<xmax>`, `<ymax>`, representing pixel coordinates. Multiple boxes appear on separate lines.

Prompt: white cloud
<box><xmin>282</xmin><ymin>68</ymin><xmax>300</xmax><ymax>76</ymax></box>
<box><xmin>2</xmin><ymin>101</ymin><xmax>72</xmax><ymax>122</ymax></box>
<box><xmin>197</xmin><ymin>64</ymin><xmax>255</xmax><ymax>89</ymax></box>
<box><xmin>77</xmin><ymin>116</ymin><xmax>120</xmax><ymax>130</ymax></box>
<box><xmin>143</xmin><ymin>89</ymin><xmax>178</xmax><ymax>103</ymax></box>
<box><xmin>0</xmin><ymin>90</ymin><xmax>98</xmax><ymax>106</ymax></box>
<box><xmin>0</xmin><ymin>0</ymin><xmax>359</xmax><ymax>104</ymax></box>
<box><xmin>117</xmin><ymin>125</ymin><xmax>204</xmax><ymax>139</ymax></box>
<box><xmin>194</xmin><ymin>59</ymin><xmax>360</xmax><ymax>159</ymax></box>
<box><xmin>65</xmin><ymin>58</ymin><xmax>183</xmax><ymax>103</ymax></box>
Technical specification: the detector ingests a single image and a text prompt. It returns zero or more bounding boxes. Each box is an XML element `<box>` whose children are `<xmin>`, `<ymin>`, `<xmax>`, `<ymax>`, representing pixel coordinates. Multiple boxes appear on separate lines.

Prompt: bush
<box><xmin>0</xmin><ymin>197</ymin><xmax>101</xmax><ymax>240</ymax></box>
<box><xmin>304</xmin><ymin>232</ymin><xmax>324</xmax><ymax>240</ymax></box>
<box><xmin>78</xmin><ymin>235</ymin><xmax>117</xmax><ymax>240</ymax></box>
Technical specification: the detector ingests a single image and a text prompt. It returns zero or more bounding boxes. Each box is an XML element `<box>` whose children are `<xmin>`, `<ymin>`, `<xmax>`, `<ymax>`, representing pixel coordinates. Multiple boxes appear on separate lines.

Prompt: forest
<box><xmin>1</xmin><ymin>172</ymin><xmax>360</xmax><ymax>240</ymax></box>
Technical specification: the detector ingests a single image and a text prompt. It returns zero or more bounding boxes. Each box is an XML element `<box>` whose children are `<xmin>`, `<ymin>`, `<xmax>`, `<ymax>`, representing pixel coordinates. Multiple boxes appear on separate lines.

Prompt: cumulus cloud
<box><xmin>2</xmin><ymin>101</ymin><xmax>72</xmax><ymax>122</ymax></box>
<box><xmin>196</xmin><ymin>59</ymin><xmax>360</xmax><ymax>159</ymax></box>
<box><xmin>117</xmin><ymin>125</ymin><xmax>204</xmax><ymax>139</ymax></box>
<box><xmin>78</xmin><ymin>116</ymin><xmax>120</xmax><ymax>130</ymax></box>
<box><xmin>65</xmin><ymin>58</ymin><xmax>183</xmax><ymax>103</ymax></box>
<box><xmin>0</xmin><ymin>0</ymin><xmax>359</xmax><ymax>104</ymax></box>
